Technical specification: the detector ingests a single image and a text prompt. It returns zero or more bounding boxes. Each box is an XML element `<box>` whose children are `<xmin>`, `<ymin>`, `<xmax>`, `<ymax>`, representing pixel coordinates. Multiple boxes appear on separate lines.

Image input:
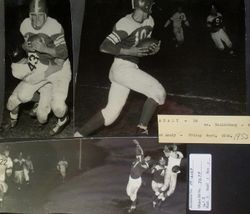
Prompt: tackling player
<box><xmin>75</xmin><ymin>0</ymin><xmax>166</xmax><ymax>137</ymax></box>
<box><xmin>207</xmin><ymin>5</ymin><xmax>235</xmax><ymax>55</ymax></box>
<box><xmin>164</xmin><ymin>6</ymin><xmax>190</xmax><ymax>48</ymax></box>
<box><xmin>2</xmin><ymin>0</ymin><xmax>71</xmax><ymax>136</ymax></box>
<box><xmin>126</xmin><ymin>140</ymin><xmax>151</xmax><ymax>213</ymax></box>
<box><xmin>151</xmin><ymin>156</ymin><xmax>167</xmax><ymax>208</ymax></box>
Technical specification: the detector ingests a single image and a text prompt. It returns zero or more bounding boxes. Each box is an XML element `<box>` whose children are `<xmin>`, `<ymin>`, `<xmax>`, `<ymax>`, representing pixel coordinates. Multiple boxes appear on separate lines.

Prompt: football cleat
<box><xmin>135</xmin><ymin>125</ymin><xmax>149</xmax><ymax>136</ymax></box>
<box><xmin>49</xmin><ymin>115</ymin><xmax>70</xmax><ymax>136</ymax></box>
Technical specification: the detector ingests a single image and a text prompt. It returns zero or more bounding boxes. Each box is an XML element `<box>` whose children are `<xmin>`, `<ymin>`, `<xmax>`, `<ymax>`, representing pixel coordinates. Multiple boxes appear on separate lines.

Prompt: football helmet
<box><xmin>29</xmin><ymin>0</ymin><xmax>48</xmax><ymax>30</ymax></box>
<box><xmin>132</xmin><ymin>0</ymin><xmax>155</xmax><ymax>14</ymax></box>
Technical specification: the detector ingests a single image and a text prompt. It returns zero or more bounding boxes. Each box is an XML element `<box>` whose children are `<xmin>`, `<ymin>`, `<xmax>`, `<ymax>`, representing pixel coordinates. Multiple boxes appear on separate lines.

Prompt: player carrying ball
<box><xmin>75</xmin><ymin>0</ymin><xmax>166</xmax><ymax>137</ymax></box>
<box><xmin>2</xmin><ymin>0</ymin><xmax>71</xmax><ymax>136</ymax></box>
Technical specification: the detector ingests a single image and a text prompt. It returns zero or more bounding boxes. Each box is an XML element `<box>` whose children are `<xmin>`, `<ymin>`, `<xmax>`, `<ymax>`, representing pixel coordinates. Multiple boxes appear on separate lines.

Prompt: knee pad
<box><xmin>37</xmin><ymin>110</ymin><xmax>49</xmax><ymax>124</ymax></box>
<box><xmin>7</xmin><ymin>94</ymin><xmax>21</xmax><ymax>111</ymax></box>
<box><xmin>51</xmin><ymin>99</ymin><xmax>67</xmax><ymax>118</ymax></box>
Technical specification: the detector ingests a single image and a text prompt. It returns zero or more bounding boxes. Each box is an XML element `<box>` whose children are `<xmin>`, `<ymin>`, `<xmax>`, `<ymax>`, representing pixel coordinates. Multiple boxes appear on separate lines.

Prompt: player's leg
<box><xmin>48</xmin><ymin>60</ymin><xmax>71</xmax><ymax>136</ymax></box>
<box><xmin>36</xmin><ymin>83</ymin><xmax>52</xmax><ymax>124</ymax></box>
<box><xmin>127</xmin><ymin>177</ymin><xmax>142</xmax><ymax>212</ymax></box>
<box><xmin>111</xmin><ymin>61</ymin><xmax>166</xmax><ymax>135</ymax></box>
<box><xmin>174</xmin><ymin>27</ymin><xmax>184</xmax><ymax>47</ymax></box>
<box><xmin>166</xmin><ymin>173</ymin><xmax>178</xmax><ymax>197</ymax></box>
<box><xmin>75</xmin><ymin>82</ymin><xmax>130</xmax><ymax>137</ymax></box>
<box><xmin>211</xmin><ymin>31</ymin><xmax>225</xmax><ymax>51</ymax></box>
<box><xmin>3</xmin><ymin>81</ymin><xmax>46</xmax><ymax>130</ymax></box>
<box><xmin>221</xmin><ymin>30</ymin><xmax>234</xmax><ymax>55</ymax></box>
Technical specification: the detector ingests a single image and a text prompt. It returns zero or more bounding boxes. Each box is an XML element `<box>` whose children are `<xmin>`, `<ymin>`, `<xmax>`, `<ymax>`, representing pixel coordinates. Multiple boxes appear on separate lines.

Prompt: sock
<box><xmin>138</xmin><ymin>98</ymin><xmax>158</xmax><ymax>127</ymax></box>
<box><xmin>78</xmin><ymin>111</ymin><xmax>105</xmax><ymax>136</ymax></box>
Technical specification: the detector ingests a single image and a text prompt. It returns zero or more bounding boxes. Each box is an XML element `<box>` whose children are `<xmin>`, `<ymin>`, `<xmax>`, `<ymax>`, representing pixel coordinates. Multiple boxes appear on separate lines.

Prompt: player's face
<box><xmin>30</xmin><ymin>12</ymin><xmax>47</xmax><ymax>30</ymax></box>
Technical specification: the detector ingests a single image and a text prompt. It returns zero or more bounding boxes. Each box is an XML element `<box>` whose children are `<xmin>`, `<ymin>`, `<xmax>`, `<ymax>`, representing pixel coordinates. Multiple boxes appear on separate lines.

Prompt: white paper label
<box><xmin>189</xmin><ymin>154</ymin><xmax>212</xmax><ymax>211</ymax></box>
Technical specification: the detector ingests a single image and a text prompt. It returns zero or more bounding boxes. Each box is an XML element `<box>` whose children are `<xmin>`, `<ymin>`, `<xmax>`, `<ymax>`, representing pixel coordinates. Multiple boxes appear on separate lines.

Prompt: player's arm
<box><xmin>183</xmin><ymin>14</ymin><xmax>190</xmax><ymax>27</ymax></box>
<box><xmin>32</xmin><ymin>29</ymin><xmax>68</xmax><ymax>59</ymax></box>
<box><xmin>99</xmin><ymin>29</ymin><xmax>149</xmax><ymax>57</ymax></box>
<box><xmin>164</xmin><ymin>17</ymin><xmax>172</xmax><ymax>28</ymax></box>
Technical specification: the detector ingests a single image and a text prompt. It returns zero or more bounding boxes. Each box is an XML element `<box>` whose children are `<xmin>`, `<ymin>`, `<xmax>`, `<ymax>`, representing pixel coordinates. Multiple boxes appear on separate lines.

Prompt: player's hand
<box><xmin>22</xmin><ymin>41</ymin><xmax>35</xmax><ymax>52</ymax></box>
<box><xmin>148</xmin><ymin>41</ymin><xmax>161</xmax><ymax>55</ymax></box>
<box><xmin>32</xmin><ymin>39</ymin><xmax>47</xmax><ymax>53</ymax></box>
<box><xmin>123</xmin><ymin>47</ymin><xmax>150</xmax><ymax>57</ymax></box>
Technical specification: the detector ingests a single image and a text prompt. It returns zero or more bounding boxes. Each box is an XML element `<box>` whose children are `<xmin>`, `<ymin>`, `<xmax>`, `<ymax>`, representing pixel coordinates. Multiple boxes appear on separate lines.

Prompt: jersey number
<box><xmin>28</xmin><ymin>54</ymin><xmax>39</xmax><ymax>71</ymax></box>
<box><xmin>134</xmin><ymin>29</ymin><xmax>151</xmax><ymax>46</ymax></box>
<box><xmin>0</xmin><ymin>159</ymin><xmax>7</xmax><ymax>166</ymax></box>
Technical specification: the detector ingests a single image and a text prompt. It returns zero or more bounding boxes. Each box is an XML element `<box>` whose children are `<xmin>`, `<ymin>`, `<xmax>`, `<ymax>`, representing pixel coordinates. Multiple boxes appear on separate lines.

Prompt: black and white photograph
<box><xmin>74</xmin><ymin>0</ymin><xmax>246</xmax><ymax>138</ymax></box>
<box><xmin>0</xmin><ymin>0</ymin><xmax>73</xmax><ymax>139</ymax></box>
<box><xmin>0</xmin><ymin>139</ymin><xmax>187</xmax><ymax>214</ymax></box>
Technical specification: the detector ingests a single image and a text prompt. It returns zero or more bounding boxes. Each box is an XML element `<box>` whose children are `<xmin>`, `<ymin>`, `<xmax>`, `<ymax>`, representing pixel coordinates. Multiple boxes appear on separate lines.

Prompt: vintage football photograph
<box><xmin>0</xmin><ymin>0</ymin><xmax>73</xmax><ymax>139</ymax></box>
<box><xmin>74</xmin><ymin>0</ymin><xmax>246</xmax><ymax>138</ymax></box>
<box><xmin>0</xmin><ymin>138</ymin><xmax>186</xmax><ymax>214</ymax></box>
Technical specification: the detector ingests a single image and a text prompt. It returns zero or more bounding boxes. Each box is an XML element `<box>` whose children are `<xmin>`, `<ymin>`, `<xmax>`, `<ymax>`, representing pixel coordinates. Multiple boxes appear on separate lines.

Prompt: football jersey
<box><xmin>13</xmin><ymin>158</ymin><xmax>25</xmax><ymax>171</ymax></box>
<box><xmin>0</xmin><ymin>154</ymin><xmax>11</xmax><ymax>182</ymax></box>
<box><xmin>171</xmin><ymin>12</ymin><xmax>187</xmax><ymax>28</ymax></box>
<box><xmin>207</xmin><ymin>13</ymin><xmax>223</xmax><ymax>33</ymax></box>
<box><xmin>130</xmin><ymin>160</ymin><xmax>149</xmax><ymax>179</ymax></box>
<box><xmin>106</xmin><ymin>14</ymin><xmax>154</xmax><ymax>64</ymax></box>
<box><xmin>167</xmin><ymin>151</ymin><xmax>183</xmax><ymax>172</ymax></box>
<box><xmin>57</xmin><ymin>160</ymin><xmax>68</xmax><ymax>171</ymax></box>
<box><xmin>152</xmin><ymin>165</ymin><xmax>166</xmax><ymax>183</ymax></box>
<box><xmin>20</xmin><ymin>17</ymin><xmax>68</xmax><ymax>71</ymax></box>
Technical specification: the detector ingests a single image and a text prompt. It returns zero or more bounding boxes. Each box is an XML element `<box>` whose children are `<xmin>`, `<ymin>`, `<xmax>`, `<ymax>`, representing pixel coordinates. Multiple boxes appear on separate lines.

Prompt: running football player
<box><xmin>2</xmin><ymin>0</ymin><xmax>71</xmax><ymax>136</ymax></box>
<box><xmin>207</xmin><ymin>5</ymin><xmax>235</xmax><ymax>55</ymax></box>
<box><xmin>75</xmin><ymin>0</ymin><xmax>166</xmax><ymax>137</ymax></box>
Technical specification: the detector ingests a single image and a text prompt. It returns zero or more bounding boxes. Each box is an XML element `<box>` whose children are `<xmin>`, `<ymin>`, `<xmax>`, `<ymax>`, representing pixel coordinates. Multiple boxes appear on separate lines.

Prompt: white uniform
<box><xmin>23</xmin><ymin>159</ymin><xmax>34</xmax><ymax>182</ymax></box>
<box><xmin>170</xmin><ymin>12</ymin><xmax>188</xmax><ymax>43</ymax></box>
<box><xmin>57</xmin><ymin>160</ymin><xmax>68</xmax><ymax>178</ymax></box>
<box><xmin>207</xmin><ymin>13</ymin><xmax>232</xmax><ymax>50</ymax></box>
<box><xmin>160</xmin><ymin>151</ymin><xmax>183</xmax><ymax>199</ymax></box>
<box><xmin>7</xmin><ymin>17</ymin><xmax>71</xmax><ymax>123</ymax></box>
<box><xmin>101</xmin><ymin>14</ymin><xmax>166</xmax><ymax>126</ymax></box>
<box><xmin>0</xmin><ymin>154</ymin><xmax>12</xmax><ymax>194</ymax></box>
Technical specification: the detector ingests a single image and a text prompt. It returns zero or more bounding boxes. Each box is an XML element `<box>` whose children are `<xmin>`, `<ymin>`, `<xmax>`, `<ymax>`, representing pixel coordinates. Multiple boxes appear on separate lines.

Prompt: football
<box><xmin>28</xmin><ymin>34</ymin><xmax>55</xmax><ymax>65</ymax></box>
<box><xmin>136</xmin><ymin>38</ymin><xmax>159</xmax><ymax>53</ymax></box>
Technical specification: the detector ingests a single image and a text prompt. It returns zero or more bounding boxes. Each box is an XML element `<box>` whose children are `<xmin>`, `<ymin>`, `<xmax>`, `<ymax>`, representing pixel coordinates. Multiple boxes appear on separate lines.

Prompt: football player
<box><xmin>164</xmin><ymin>6</ymin><xmax>190</xmax><ymax>48</ymax></box>
<box><xmin>151</xmin><ymin>156</ymin><xmax>167</xmax><ymax>208</ymax></box>
<box><xmin>0</xmin><ymin>147</ymin><xmax>13</xmax><ymax>203</ymax></box>
<box><xmin>13</xmin><ymin>152</ymin><xmax>26</xmax><ymax>190</ymax></box>
<box><xmin>3</xmin><ymin>0</ymin><xmax>71</xmax><ymax>136</ymax></box>
<box><xmin>57</xmin><ymin>156</ymin><xmax>68</xmax><ymax>183</ymax></box>
<box><xmin>156</xmin><ymin>144</ymin><xmax>183</xmax><ymax>206</ymax></box>
<box><xmin>207</xmin><ymin>5</ymin><xmax>235</xmax><ymax>55</ymax></box>
<box><xmin>75</xmin><ymin>0</ymin><xmax>166</xmax><ymax>137</ymax></box>
<box><xmin>126</xmin><ymin>140</ymin><xmax>151</xmax><ymax>213</ymax></box>
<box><xmin>23</xmin><ymin>155</ymin><xmax>34</xmax><ymax>185</ymax></box>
